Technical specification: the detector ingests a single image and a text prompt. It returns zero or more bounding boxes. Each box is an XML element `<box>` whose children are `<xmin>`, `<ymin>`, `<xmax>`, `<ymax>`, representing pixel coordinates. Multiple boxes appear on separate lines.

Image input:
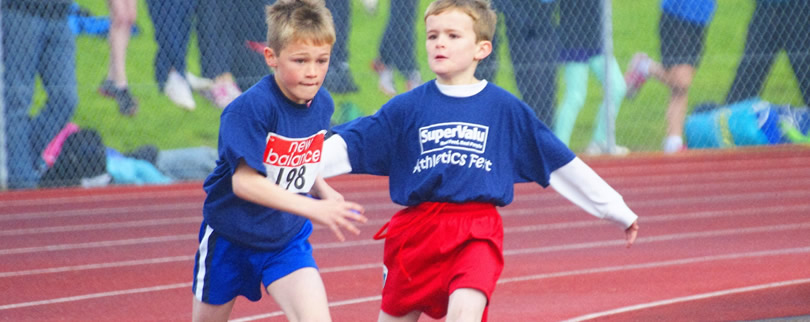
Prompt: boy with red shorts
<box><xmin>322</xmin><ymin>0</ymin><xmax>639</xmax><ymax>321</ymax></box>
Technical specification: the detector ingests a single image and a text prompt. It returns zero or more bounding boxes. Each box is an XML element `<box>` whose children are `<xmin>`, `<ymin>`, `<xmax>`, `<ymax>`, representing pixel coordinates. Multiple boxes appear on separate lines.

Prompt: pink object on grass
<box><xmin>42</xmin><ymin>122</ymin><xmax>80</xmax><ymax>167</ymax></box>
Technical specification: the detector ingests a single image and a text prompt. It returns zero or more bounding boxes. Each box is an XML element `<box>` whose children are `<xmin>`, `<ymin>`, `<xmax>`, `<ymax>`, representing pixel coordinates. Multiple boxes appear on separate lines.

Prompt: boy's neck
<box><xmin>436</xmin><ymin>75</ymin><xmax>480</xmax><ymax>86</ymax></box>
<box><xmin>435</xmin><ymin>65</ymin><xmax>480</xmax><ymax>85</ymax></box>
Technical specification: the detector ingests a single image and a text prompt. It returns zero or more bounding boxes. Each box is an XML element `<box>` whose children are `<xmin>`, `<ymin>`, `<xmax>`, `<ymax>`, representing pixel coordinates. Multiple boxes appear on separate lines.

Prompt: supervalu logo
<box><xmin>419</xmin><ymin>122</ymin><xmax>488</xmax><ymax>154</ymax></box>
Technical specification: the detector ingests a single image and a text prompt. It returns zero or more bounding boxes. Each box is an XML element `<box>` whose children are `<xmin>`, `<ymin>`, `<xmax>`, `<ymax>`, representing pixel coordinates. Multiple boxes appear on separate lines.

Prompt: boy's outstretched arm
<box><xmin>321</xmin><ymin>134</ymin><xmax>352</xmax><ymax>178</ymax></box>
<box><xmin>232</xmin><ymin>160</ymin><xmax>367</xmax><ymax>241</ymax></box>
<box><xmin>549</xmin><ymin>157</ymin><xmax>640</xmax><ymax>248</ymax></box>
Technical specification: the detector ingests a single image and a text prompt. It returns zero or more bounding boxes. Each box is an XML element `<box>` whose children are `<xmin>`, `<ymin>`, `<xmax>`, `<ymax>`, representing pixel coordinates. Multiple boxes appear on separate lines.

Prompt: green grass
<box><xmin>56</xmin><ymin>0</ymin><xmax>807</xmax><ymax>153</ymax></box>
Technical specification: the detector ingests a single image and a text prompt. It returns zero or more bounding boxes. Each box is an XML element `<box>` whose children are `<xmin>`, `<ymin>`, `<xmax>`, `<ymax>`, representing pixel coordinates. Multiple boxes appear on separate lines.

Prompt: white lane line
<box><xmin>0</xmin><ymin>256</ymin><xmax>193</xmax><ymax>278</ymax></box>
<box><xmin>2</xmin><ymin>245</ymin><xmax>808</xmax><ymax>313</ymax></box>
<box><xmin>0</xmin><ymin>234</ymin><xmax>196</xmax><ymax>256</ymax></box>
<box><xmin>4</xmin><ymin>176</ymin><xmax>809</xmax><ymax>220</ymax></box>
<box><xmin>562</xmin><ymin>278</ymin><xmax>810</xmax><ymax>322</ymax></box>
<box><xmin>3</xmin><ymin>215</ymin><xmax>808</xmax><ymax>259</ymax></box>
<box><xmin>3</xmin><ymin>199</ymin><xmax>808</xmax><ymax>239</ymax></box>
<box><xmin>0</xmin><ymin>202</ymin><xmax>200</xmax><ymax>222</ymax></box>
<box><xmin>230</xmin><ymin>246</ymin><xmax>810</xmax><ymax>322</ymax></box>
<box><xmin>0</xmin><ymin>189</ymin><xmax>203</xmax><ymax>207</ymax></box>
<box><xmin>229</xmin><ymin>296</ymin><xmax>384</xmax><ymax>321</ymax></box>
<box><xmin>0</xmin><ymin>217</ymin><xmax>200</xmax><ymax>236</ymax></box>
<box><xmin>499</xmin><ymin>246</ymin><xmax>810</xmax><ymax>284</ymax></box>
<box><xmin>0</xmin><ymin>283</ymin><xmax>192</xmax><ymax>311</ymax></box>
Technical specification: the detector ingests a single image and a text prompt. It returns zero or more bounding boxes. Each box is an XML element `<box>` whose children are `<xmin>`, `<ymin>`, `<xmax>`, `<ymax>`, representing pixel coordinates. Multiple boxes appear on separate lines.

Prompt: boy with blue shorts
<box><xmin>191</xmin><ymin>1</ymin><xmax>367</xmax><ymax>321</ymax></box>
<box><xmin>321</xmin><ymin>0</ymin><xmax>640</xmax><ymax>321</ymax></box>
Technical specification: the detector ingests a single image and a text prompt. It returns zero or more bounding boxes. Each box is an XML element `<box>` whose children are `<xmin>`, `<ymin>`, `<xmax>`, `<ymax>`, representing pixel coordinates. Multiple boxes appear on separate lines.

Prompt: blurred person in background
<box><xmin>372</xmin><ymin>0</ymin><xmax>422</xmax><ymax>96</ymax></box>
<box><xmin>2</xmin><ymin>0</ymin><xmax>79</xmax><ymax>189</ymax></box>
<box><xmin>725</xmin><ymin>0</ymin><xmax>810</xmax><ymax>106</ymax></box>
<box><xmin>98</xmin><ymin>0</ymin><xmax>138</xmax><ymax>116</ymax></box>
<box><xmin>624</xmin><ymin>0</ymin><xmax>716</xmax><ymax>153</ymax></box>
<box><xmin>554</xmin><ymin>0</ymin><xmax>629</xmax><ymax>156</ymax></box>
<box><xmin>145</xmin><ymin>0</ymin><xmax>242</xmax><ymax>110</ymax></box>
<box><xmin>323</xmin><ymin>0</ymin><xmax>359</xmax><ymax>94</ymax></box>
<box><xmin>477</xmin><ymin>0</ymin><xmax>559</xmax><ymax>126</ymax></box>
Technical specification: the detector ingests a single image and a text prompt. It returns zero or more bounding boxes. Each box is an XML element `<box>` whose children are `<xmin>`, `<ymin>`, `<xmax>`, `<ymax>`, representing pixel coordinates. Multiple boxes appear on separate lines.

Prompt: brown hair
<box><xmin>424</xmin><ymin>0</ymin><xmax>497</xmax><ymax>42</ymax></box>
<box><xmin>265</xmin><ymin>0</ymin><xmax>336</xmax><ymax>53</ymax></box>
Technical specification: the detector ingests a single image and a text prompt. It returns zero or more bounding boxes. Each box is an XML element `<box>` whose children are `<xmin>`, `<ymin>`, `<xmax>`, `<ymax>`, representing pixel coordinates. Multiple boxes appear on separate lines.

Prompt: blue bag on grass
<box><xmin>685</xmin><ymin>98</ymin><xmax>770</xmax><ymax>149</ymax></box>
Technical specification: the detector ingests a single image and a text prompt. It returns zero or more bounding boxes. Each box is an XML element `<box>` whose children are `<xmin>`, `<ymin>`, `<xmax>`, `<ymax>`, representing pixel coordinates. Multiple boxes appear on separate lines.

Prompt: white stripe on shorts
<box><xmin>194</xmin><ymin>224</ymin><xmax>215</xmax><ymax>301</ymax></box>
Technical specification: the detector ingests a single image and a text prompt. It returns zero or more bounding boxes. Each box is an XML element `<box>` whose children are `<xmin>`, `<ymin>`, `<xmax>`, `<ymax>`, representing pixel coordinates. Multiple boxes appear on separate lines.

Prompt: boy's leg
<box><xmin>267</xmin><ymin>267</ymin><xmax>331</xmax><ymax>322</ymax></box>
<box><xmin>446</xmin><ymin>288</ymin><xmax>487</xmax><ymax>322</ymax></box>
<box><xmin>192</xmin><ymin>297</ymin><xmax>236</xmax><ymax>322</ymax></box>
<box><xmin>378</xmin><ymin>310</ymin><xmax>421</xmax><ymax>322</ymax></box>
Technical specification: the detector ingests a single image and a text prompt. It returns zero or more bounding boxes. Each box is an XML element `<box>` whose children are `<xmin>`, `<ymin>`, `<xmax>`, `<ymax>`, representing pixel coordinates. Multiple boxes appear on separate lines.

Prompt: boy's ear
<box><xmin>264</xmin><ymin>47</ymin><xmax>278</xmax><ymax>68</ymax></box>
<box><xmin>474</xmin><ymin>40</ymin><xmax>493</xmax><ymax>62</ymax></box>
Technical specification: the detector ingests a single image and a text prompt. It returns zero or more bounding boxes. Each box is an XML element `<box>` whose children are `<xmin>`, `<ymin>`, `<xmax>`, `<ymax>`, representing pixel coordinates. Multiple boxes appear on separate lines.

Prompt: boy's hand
<box><xmin>625</xmin><ymin>220</ymin><xmax>639</xmax><ymax>248</ymax></box>
<box><xmin>309</xmin><ymin>200</ymin><xmax>367</xmax><ymax>242</ymax></box>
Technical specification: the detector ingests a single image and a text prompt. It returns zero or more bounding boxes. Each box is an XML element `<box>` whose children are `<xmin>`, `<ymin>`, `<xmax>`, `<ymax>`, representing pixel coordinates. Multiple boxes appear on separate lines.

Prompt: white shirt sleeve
<box><xmin>320</xmin><ymin>134</ymin><xmax>352</xmax><ymax>178</ymax></box>
<box><xmin>549</xmin><ymin>157</ymin><xmax>638</xmax><ymax>229</ymax></box>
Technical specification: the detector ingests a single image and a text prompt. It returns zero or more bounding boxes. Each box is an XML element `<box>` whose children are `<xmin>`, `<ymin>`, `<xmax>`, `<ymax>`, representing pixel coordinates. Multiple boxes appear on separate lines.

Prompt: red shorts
<box><xmin>375</xmin><ymin>202</ymin><xmax>504</xmax><ymax>319</ymax></box>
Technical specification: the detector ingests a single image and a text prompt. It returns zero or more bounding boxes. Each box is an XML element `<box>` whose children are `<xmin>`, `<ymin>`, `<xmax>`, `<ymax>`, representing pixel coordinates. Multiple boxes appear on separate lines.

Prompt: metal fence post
<box><xmin>0</xmin><ymin>11</ymin><xmax>7</xmax><ymax>191</ymax></box>
<box><xmin>602</xmin><ymin>0</ymin><xmax>617</xmax><ymax>153</ymax></box>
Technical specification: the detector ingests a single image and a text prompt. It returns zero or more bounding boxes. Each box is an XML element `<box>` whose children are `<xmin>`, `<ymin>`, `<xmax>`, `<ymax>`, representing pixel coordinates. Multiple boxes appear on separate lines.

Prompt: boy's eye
<box><xmin>294</xmin><ymin>59</ymin><xmax>306</xmax><ymax>64</ymax></box>
<box><xmin>427</xmin><ymin>34</ymin><xmax>437</xmax><ymax>40</ymax></box>
<box><xmin>317</xmin><ymin>58</ymin><xmax>328</xmax><ymax>64</ymax></box>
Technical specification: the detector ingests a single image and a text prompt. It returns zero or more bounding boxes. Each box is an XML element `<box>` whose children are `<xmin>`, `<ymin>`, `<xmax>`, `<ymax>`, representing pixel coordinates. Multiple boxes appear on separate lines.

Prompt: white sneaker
<box><xmin>663</xmin><ymin>136</ymin><xmax>684</xmax><ymax>154</ymax></box>
<box><xmin>185</xmin><ymin>71</ymin><xmax>214</xmax><ymax>91</ymax></box>
<box><xmin>360</xmin><ymin>0</ymin><xmax>378</xmax><ymax>14</ymax></box>
<box><xmin>373</xmin><ymin>58</ymin><xmax>397</xmax><ymax>96</ymax></box>
<box><xmin>165</xmin><ymin>70</ymin><xmax>196</xmax><ymax>110</ymax></box>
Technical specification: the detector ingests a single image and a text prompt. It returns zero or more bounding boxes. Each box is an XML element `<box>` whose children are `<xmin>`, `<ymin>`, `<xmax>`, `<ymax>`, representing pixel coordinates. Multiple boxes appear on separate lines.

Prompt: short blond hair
<box><xmin>265</xmin><ymin>0</ymin><xmax>336</xmax><ymax>53</ymax></box>
<box><xmin>424</xmin><ymin>0</ymin><xmax>497</xmax><ymax>42</ymax></box>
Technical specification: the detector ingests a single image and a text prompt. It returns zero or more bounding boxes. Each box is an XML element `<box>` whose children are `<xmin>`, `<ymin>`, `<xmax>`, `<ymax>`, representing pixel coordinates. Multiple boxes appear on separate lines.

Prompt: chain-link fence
<box><xmin>2</xmin><ymin>0</ymin><xmax>809</xmax><ymax>190</ymax></box>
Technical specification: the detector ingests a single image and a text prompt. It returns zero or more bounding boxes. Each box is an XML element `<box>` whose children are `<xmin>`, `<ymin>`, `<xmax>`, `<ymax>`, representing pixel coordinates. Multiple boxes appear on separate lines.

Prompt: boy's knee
<box><xmin>447</xmin><ymin>288</ymin><xmax>487</xmax><ymax>322</ymax></box>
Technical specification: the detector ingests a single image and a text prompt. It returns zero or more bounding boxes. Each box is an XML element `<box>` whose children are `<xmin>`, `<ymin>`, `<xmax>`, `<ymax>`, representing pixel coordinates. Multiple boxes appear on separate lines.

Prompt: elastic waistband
<box><xmin>406</xmin><ymin>201</ymin><xmax>495</xmax><ymax>215</ymax></box>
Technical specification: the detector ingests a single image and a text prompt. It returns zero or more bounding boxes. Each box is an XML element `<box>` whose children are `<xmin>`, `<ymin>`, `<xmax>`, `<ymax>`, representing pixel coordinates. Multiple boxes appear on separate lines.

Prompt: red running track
<box><xmin>1</xmin><ymin>146</ymin><xmax>809</xmax><ymax>321</ymax></box>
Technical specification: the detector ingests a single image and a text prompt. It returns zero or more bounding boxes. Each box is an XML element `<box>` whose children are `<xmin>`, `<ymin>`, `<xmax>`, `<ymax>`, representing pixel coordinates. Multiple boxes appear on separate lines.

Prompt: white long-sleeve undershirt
<box><xmin>321</xmin><ymin>80</ymin><xmax>637</xmax><ymax>230</ymax></box>
<box><xmin>321</xmin><ymin>135</ymin><xmax>637</xmax><ymax>230</ymax></box>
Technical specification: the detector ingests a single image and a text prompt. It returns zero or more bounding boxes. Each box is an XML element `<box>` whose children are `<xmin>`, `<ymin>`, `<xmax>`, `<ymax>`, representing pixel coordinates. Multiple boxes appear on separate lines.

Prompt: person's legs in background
<box><xmin>99</xmin><ymin>0</ymin><xmax>138</xmax><ymax>116</ymax></box>
<box><xmin>725</xmin><ymin>1</ymin><xmax>777</xmax><ymax>105</ymax></box>
<box><xmin>196</xmin><ymin>0</ymin><xmax>241</xmax><ymax>108</ymax></box>
<box><xmin>30</xmin><ymin>17</ymin><xmax>79</xmax><ymax>159</ymax></box>
<box><xmin>229</xmin><ymin>0</ymin><xmax>274</xmax><ymax>91</ymax></box>
<box><xmin>554</xmin><ymin>62</ymin><xmax>589</xmax><ymax>146</ymax></box>
<box><xmin>324</xmin><ymin>0</ymin><xmax>358</xmax><ymax>94</ymax></box>
<box><xmin>782</xmin><ymin>0</ymin><xmax>810</xmax><ymax>106</ymax></box>
<box><xmin>146</xmin><ymin>0</ymin><xmax>196</xmax><ymax>110</ymax></box>
<box><xmin>499</xmin><ymin>0</ymin><xmax>558</xmax><ymax>126</ymax></box>
<box><xmin>3</xmin><ymin>9</ymin><xmax>42</xmax><ymax>189</ymax></box>
<box><xmin>626</xmin><ymin>11</ymin><xmax>709</xmax><ymax>153</ymax></box>
<box><xmin>587</xmin><ymin>55</ymin><xmax>628</xmax><ymax>155</ymax></box>
<box><xmin>374</xmin><ymin>0</ymin><xmax>419</xmax><ymax>96</ymax></box>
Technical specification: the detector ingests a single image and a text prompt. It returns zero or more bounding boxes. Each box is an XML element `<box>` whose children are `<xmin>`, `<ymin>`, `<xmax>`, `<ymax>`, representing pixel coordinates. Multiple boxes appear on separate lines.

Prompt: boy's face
<box><xmin>425</xmin><ymin>9</ymin><xmax>491</xmax><ymax>85</ymax></box>
<box><xmin>264</xmin><ymin>40</ymin><xmax>332</xmax><ymax>104</ymax></box>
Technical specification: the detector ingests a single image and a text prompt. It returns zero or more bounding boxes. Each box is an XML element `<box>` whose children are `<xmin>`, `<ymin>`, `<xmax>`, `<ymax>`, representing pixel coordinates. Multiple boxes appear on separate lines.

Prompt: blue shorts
<box><xmin>191</xmin><ymin>220</ymin><xmax>317</xmax><ymax>305</ymax></box>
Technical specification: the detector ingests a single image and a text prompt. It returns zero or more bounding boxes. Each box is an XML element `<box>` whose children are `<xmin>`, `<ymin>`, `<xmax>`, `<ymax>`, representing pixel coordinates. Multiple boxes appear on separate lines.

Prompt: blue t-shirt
<box><xmin>202</xmin><ymin>75</ymin><xmax>334</xmax><ymax>250</ymax></box>
<box><xmin>332</xmin><ymin>81</ymin><xmax>575</xmax><ymax>207</ymax></box>
<box><xmin>661</xmin><ymin>0</ymin><xmax>716</xmax><ymax>25</ymax></box>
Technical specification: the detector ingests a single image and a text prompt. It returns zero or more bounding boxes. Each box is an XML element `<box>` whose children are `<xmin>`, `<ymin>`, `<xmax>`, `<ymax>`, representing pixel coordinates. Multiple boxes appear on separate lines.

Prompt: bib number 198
<box><xmin>274</xmin><ymin>165</ymin><xmax>307</xmax><ymax>190</ymax></box>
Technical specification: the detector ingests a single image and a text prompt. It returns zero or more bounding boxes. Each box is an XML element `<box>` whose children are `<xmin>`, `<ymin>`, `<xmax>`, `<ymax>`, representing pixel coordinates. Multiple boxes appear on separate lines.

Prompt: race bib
<box><xmin>263</xmin><ymin>130</ymin><xmax>325</xmax><ymax>193</ymax></box>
